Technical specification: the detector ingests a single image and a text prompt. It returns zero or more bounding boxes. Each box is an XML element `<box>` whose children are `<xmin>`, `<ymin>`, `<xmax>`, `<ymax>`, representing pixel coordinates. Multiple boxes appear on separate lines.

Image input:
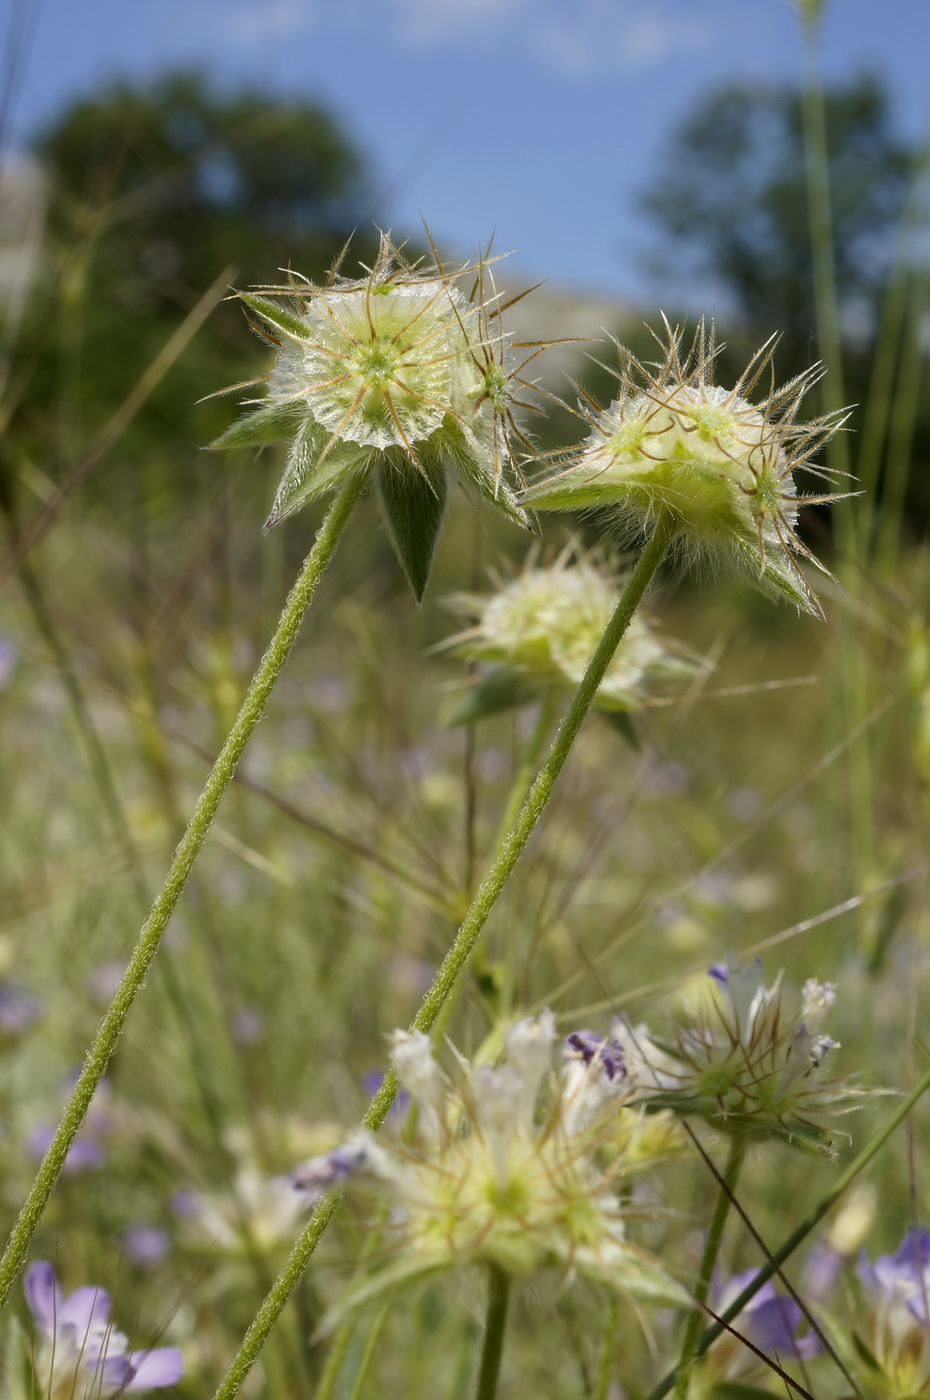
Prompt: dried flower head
<box><xmin>443</xmin><ymin>541</ymin><xmax>699</xmax><ymax>723</ymax></box>
<box><xmin>209</xmin><ymin>232</ymin><xmax>540</xmax><ymax>598</ymax></box>
<box><xmin>524</xmin><ymin>321</ymin><xmax>849</xmax><ymax>617</ymax></box>
<box><xmin>611</xmin><ymin>958</ymin><xmax>865</xmax><ymax>1156</ymax></box>
<box><xmin>294</xmin><ymin>1012</ymin><xmax>686</xmax><ymax>1326</ymax></box>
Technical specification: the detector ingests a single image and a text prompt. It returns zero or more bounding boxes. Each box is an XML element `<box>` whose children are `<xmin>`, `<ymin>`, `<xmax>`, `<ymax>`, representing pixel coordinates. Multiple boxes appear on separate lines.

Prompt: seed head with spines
<box><xmin>524</xmin><ymin>319</ymin><xmax>850</xmax><ymax>617</ymax></box>
<box><xmin>209</xmin><ymin>232</ymin><xmax>539</xmax><ymax>598</ymax></box>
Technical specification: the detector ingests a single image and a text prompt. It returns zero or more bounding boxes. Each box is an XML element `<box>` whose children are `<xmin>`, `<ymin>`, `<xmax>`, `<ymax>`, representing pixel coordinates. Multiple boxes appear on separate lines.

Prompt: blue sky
<box><xmin>5</xmin><ymin>0</ymin><xmax>929</xmax><ymax>303</ymax></box>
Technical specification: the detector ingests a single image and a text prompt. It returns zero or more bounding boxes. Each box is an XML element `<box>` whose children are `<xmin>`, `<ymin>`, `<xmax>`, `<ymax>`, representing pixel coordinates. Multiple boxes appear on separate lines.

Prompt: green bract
<box><xmin>443</xmin><ymin>542</ymin><xmax>699</xmax><ymax>724</ymax></box>
<box><xmin>209</xmin><ymin>234</ymin><xmax>534</xmax><ymax>598</ymax></box>
<box><xmin>524</xmin><ymin>322</ymin><xmax>848</xmax><ymax>617</ymax></box>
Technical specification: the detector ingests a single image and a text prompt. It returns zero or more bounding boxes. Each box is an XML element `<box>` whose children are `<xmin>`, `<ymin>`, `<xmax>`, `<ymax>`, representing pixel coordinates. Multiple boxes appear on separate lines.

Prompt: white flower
<box><xmin>294</xmin><ymin>1014</ymin><xmax>686</xmax><ymax>1325</ymax></box>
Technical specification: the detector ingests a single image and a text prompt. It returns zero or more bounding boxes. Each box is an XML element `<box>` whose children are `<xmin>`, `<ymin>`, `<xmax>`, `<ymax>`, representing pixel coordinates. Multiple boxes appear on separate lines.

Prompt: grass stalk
<box><xmin>673</xmin><ymin>1135</ymin><xmax>746</xmax><ymax>1400</ymax></box>
<box><xmin>208</xmin><ymin>513</ymin><xmax>677</xmax><ymax>1400</ymax></box>
<box><xmin>0</xmin><ymin>470</ymin><xmax>367</xmax><ymax>1309</ymax></box>
<box><xmin>645</xmin><ymin>1053</ymin><xmax>930</xmax><ymax>1400</ymax></box>
<box><xmin>475</xmin><ymin>1265</ymin><xmax>511</xmax><ymax>1400</ymax></box>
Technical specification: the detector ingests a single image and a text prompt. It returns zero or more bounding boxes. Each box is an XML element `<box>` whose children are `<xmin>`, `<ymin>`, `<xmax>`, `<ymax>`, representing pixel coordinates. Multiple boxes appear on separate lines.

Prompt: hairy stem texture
<box><xmin>0</xmin><ymin>472</ymin><xmax>366</xmax><ymax>1309</ymax></box>
<box><xmin>209</xmin><ymin>513</ymin><xmax>677</xmax><ymax>1400</ymax></box>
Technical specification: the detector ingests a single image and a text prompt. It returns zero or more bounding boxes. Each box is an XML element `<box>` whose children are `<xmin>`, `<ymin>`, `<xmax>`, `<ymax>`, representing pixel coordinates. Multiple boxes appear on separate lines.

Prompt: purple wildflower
<box><xmin>718</xmin><ymin>1268</ymin><xmax>821</xmax><ymax>1358</ymax></box>
<box><xmin>0</xmin><ymin>982</ymin><xmax>41</xmax><ymax>1039</ymax></box>
<box><xmin>563</xmin><ymin>1029</ymin><xmax>626</xmax><ymax>1081</ymax></box>
<box><xmin>24</xmin><ymin>1261</ymin><xmax>183</xmax><ymax>1398</ymax></box>
<box><xmin>123</xmin><ymin>1227</ymin><xmax>171</xmax><ymax>1270</ymax></box>
<box><xmin>860</xmin><ymin>1228</ymin><xmax>930</xmax><ymax>1326</ymax></box>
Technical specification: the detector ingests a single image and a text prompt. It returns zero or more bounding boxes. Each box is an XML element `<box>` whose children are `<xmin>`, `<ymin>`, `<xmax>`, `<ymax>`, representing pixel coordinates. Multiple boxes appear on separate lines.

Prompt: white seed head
<box><xmin>525</xmin><ymin>321</ymin><xmax>850</xmax><ymax>617</ymax></box>
<box><xmin>445</xmin><ymin>542</ymin><xmax>699</xmax><ymax>717</ymax></box>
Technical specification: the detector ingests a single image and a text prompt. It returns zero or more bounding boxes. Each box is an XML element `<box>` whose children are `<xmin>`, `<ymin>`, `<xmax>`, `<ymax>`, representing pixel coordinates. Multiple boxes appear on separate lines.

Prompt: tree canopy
<box><xmin>641</xmin><ymin>75</ymin><xmax>910</xmax><ymax>361</ymax></box>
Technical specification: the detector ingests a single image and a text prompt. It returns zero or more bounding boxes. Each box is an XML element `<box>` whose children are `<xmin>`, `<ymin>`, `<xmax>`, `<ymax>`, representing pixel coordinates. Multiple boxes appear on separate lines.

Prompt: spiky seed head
<box><xmin>443</xmin><ymin>541</ymin><xmax>700</xmax><ymax>722</ymax></box>
<box><xmin>524</xmin><ymin>320</ymin><xmax>850</xmax><ymax>618</ymax></box>
<box><xmin>610</xmin><ymin>958</ymin><xmax>869</xmax><ymax>1156</ymax></box>
<box><xmin>293</xmin><ymin>1013</ymin><xmax>688</xmax><ymax>1328</ymax></box>
<box><xmin>207</xmin><ymin>232</ymin><xmax>535</xmax><ymax>598</ymax></box>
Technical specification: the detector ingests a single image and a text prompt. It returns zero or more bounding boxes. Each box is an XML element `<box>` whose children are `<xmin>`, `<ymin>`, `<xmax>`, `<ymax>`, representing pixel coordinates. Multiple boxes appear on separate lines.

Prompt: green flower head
<box><xmin>209</xmin><ymin>232</ymin><xmax>540</xmax><ymax>598</ymax></box>
<box><xmin>524</xmin><ymin>320</ymin><xmax>849</xmax><ymax>617</ymax></box>
<box><xmin>443</xmin><ymin>541</ymin><xmax>700</xmax><ymax>724</ymax></box>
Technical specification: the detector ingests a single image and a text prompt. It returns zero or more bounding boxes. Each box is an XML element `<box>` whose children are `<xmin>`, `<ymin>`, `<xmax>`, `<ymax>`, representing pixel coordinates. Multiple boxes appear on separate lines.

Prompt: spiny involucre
<box><xmin>208</xmin><ymin>232</ymin><xmax>543</xmax><ymax>598</ymax></box>
<box><xmin>612</xmin><ymin>958</ymin><xmax>869</xmax><ymax>1156</ymax></box>
<box><xmin>524</xmin><ymin>320</ymin><xmax>849</xmax><ymax>617</ymax></box>
<box><xmin>293</xmin><ymin>1012</ymin><xmax>687</xmax><ymax>1328</ymax></box>
<box><xmin>443</xmin><ymin>540</ymin><xmax>700</xmax><ymax>723</ymax></box>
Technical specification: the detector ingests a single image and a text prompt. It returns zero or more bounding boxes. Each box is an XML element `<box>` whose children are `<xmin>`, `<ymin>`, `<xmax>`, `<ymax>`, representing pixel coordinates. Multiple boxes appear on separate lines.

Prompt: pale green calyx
<box><xmin>524</xmin><ymin>321</ymin><xmax>849</xmax><ymax>617</ymax></box>
<box><xmin>293</xmin><ymin>1013</ymin><xmax>688</xmax><ymax>1327</ymax></box>
<box><xmin>615</xmin><ymin>958</ymin><xmax>871</xmax><ymax>1155</ymax></box>
<box><xmin>443</xmin><ymin>541</ymin><xmax>700</xmax><ymax>723</ymax></box>
<box><xmin>208</xmin><ymin>233</ymin><xmax>537</xmax><ymax>598</ymax></box>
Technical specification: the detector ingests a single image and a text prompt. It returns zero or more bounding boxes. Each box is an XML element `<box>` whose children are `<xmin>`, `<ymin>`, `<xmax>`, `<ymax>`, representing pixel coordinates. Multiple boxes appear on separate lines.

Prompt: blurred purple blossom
<box><xmin>124</xmin><ymin>1226</ymin><xmax>171</xmax><ymax>1269</ymax></box>
<box><xmin>860</xmin><ymin>1228</ymin><xmax>930</xmax><ymax>1325</ymax></box>
<box><xmin>715</xmin><ymin>1268</ymin><xmax>822</xmax><ymax>1361</ymax></box>
<box><xmin>28</xmin><ymin>1123</ymin><xmax>105</xmax><ymax>1171</ymax></box>
<box><xmin>0</xmin><ymin>981</ymin><xmax>41</xmax><ymax>1038</ymax></box>
<box><xmin>24</xmin><ymin>1260</ymin><xmax>183</xmax><ymax>1395</ymax></box>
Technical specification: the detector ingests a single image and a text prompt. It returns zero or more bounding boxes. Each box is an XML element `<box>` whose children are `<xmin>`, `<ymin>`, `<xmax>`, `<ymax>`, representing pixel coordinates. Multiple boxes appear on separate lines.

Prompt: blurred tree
<box><xmin>37</xmin><ymin>70</ymin><xmax>372</xmax><ymax>297</ymax></box>
<box><xmin>9</xmin><ymin>71</ymin><xmax>378</xmax><ymax>510</ymax></box>
<box><xmin>640</xmin><ymin>75</ymin><xmax>911</xmax><ymax>363</ymax></box>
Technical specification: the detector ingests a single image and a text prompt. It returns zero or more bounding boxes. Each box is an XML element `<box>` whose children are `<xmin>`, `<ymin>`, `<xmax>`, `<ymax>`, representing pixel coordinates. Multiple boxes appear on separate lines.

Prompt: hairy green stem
<box><xmin>646</xmin><ymin>1056</ymin><xmax>930</xmax><ymax>1400</ymax></box>
<box><xmin>475</xmin><ymin>1265</ymin><xmax>511</xmax><ymax>1400</ymax></box>
<box><xmin>674</xmin><ymin>1136</ymin><xmax>746</xmax><ymax>1400</ymax></box>
<box><xmin>0</xmin><ymin>472</ymin><xmax>366</xmax><ymax>1309</ymax></box>
<box><xmin>209</xmin><ymin>514</ymin><xmax>677</xmax><ymax>1400</ymax></box>
<box><xmin>495</xmin><ymin>688</ymin><xmax>558</xmax><ymax>848</ymax></box>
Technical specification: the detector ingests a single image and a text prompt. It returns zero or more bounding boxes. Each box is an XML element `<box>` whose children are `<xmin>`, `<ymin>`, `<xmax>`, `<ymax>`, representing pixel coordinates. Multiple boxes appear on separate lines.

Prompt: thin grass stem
<box><xmin>208</xmin><ymin>513</ymin><xmax>677</xmax><ymax>1400</ymax></box>
<box><xmin>673</xmin><ymin>1135</ymin><xmax>746</xmax><ymax>1400</ymax></box>
<box><xmin>0</xmin><ymin>469</ymin><xmax>367</xmax><ymax>1309</ymax></box>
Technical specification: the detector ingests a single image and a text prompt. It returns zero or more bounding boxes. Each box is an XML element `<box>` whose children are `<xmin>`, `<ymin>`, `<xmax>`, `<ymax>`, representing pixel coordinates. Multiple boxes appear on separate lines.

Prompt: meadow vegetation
<box><xmin>0</xmin><ymin>27</ymin><xmax>929</xmax><ymax>1400</ymax></box>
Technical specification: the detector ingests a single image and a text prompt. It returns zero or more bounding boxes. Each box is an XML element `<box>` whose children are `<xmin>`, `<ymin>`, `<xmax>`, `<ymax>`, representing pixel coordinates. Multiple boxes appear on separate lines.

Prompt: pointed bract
<box><xmin>209</xmin><ymin>232</ymin><xmax>540</xmax><ymax>595</ymax></box>
<box><xmin>524</xmin><ymin>323</ymin><xmax>850</xmax><ymax>617</ymax></box>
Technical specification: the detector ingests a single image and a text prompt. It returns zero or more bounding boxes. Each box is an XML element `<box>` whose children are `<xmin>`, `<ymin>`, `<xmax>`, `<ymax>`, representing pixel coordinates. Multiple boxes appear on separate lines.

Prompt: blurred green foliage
<box><xmin>641</xmin><ymin>75</ymin><xmax>909</xmax><ymax>361</ymax></box>
<box><xmin>5</xmin><ymin>71</ymin><xmax>378</xmax><ymax>517</ymax></box>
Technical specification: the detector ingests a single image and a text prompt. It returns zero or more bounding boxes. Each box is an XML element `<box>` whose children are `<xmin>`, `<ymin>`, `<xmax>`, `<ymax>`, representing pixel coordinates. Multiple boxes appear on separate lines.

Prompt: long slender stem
<box><xmin>673</xmin><ymin>1135</ymin><xmax>746</xmax><ymax>1400</ymax></box>
<box><xmin>645</xmin><ymin>1055</ymin><xmax>930</xmax><ymax>1400</ymax></box>
<box><xmin>475</xmin><ymin>1265</ymin><xmax>511</xmax><ymax>1400</ymax></box>
<box><xmin>209</xmin><ymin>514</ymin><xmax>677</xmax><ymax>1400</ymax></box>
<box><xmin>594</xmin><ymin>1295</ymin><xmax>619</xmax><ymax>1400</ymax></box>
<box><xmin>0</xmin><ymin>471</ymin><xmax>366</xmax><ymax>1309</ymax></box>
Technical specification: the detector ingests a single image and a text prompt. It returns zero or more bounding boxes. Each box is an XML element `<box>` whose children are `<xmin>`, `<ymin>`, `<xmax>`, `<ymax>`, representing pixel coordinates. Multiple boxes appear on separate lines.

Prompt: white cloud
<box><xmin>530</xmin><ymin>1</ymin><xmax>715</xmax><ymax>76</ymax></box>
<box><xmin>222</xmin><ymin>0</ymin><xmax>321</xmax><ymax>45</ymax></box>
<box><xmin>381</xmin><ymin>0</ymin><xmax>716</xmax><ymax>72</ymax></box>
<box><xmin>389</xmin><ymin>0</ymin><xmax>531</xmax><ymax>46</ymax></box>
